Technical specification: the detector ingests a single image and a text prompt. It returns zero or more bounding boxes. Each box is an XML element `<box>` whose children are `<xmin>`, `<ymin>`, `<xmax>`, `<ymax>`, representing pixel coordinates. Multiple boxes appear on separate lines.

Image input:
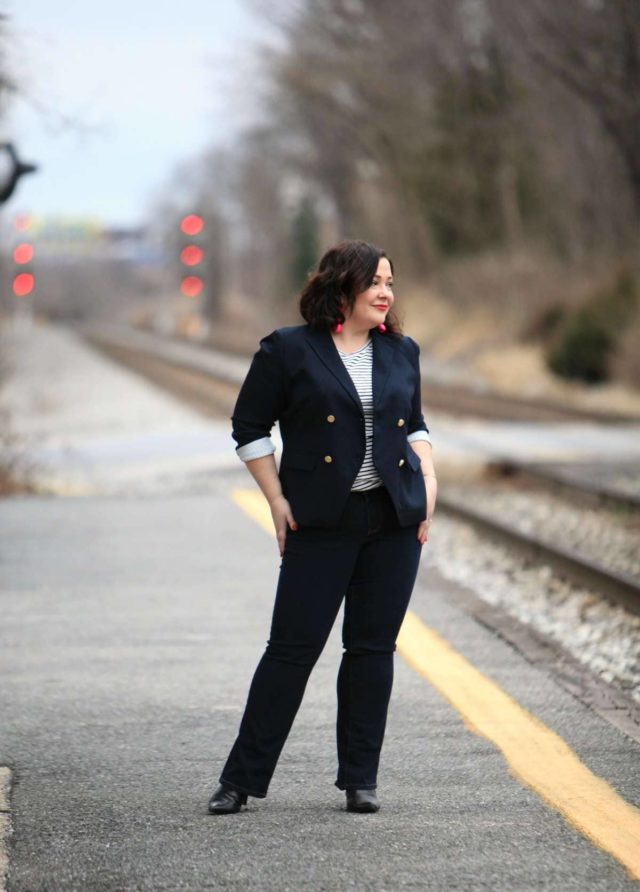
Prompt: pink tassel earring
<box><xmin>334</xmin><ymin>321</ymin><xmax>343</xmax><ymax>333</ymax></box>
<box><xmin>377</xmin><ymin>322</ymin><xmax>386</xmax><ymax>332</ymax></box>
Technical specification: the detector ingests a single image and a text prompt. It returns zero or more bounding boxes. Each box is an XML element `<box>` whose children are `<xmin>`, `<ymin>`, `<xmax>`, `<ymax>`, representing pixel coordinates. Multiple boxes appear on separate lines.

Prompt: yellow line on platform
<box><xmin>398</xmin><ymin>612</ymin><xmax>640</xmax><ymax>881</ymax></box>
<box><xmin>232</xmin><ymin>488</ymin><xmax>276</xmax><ymax>536</ymax></box>
<box><xmin>232</xmin><ymin>487</ymin><xmax>640</xmax><ymax>880</ymax></box>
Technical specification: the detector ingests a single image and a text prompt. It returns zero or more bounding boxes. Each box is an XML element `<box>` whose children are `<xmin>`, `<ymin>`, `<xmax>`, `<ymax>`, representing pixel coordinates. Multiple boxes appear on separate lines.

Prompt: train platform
<box><xmin>1</xmin><ymin>320</ymin><xmax>640</xmax><ymax>890</ymax></box>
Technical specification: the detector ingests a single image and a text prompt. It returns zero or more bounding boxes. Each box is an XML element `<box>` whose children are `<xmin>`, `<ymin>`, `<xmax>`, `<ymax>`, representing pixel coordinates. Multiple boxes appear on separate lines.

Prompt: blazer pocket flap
<box><xmin>281</xmin><ymin>450</ymin><xmax>320</xmax><ymax>471</ymax></box>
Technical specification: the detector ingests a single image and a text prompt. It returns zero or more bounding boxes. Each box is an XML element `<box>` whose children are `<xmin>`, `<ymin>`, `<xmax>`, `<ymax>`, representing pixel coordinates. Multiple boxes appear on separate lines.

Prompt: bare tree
<box><xmin>490</xmin><ymin>0</ymin><xmax>640</xmax><ymax>216</ymax></box>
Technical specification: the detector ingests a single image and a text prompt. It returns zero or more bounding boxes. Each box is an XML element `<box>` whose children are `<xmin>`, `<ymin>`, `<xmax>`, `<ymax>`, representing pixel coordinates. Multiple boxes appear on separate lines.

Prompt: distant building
<box><xmin>13</xmin><ymin>216</ymin><xmax>166</xmax><ymax>266</ymax></box>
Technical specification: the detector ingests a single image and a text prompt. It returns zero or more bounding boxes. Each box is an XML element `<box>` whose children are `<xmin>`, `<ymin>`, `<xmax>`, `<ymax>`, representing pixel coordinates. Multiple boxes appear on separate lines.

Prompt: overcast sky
<box><xmin>2</xmin><ymin>0</ymin><xmax>268</xmax><ymax>227</ymax></box>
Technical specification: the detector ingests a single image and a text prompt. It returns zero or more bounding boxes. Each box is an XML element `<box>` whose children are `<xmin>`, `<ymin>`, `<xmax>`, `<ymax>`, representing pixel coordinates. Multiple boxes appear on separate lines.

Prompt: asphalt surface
<box><xmin>2</xmin><ymin>468</ymin><xmax>640</xmax><ymax>891</ymax></box>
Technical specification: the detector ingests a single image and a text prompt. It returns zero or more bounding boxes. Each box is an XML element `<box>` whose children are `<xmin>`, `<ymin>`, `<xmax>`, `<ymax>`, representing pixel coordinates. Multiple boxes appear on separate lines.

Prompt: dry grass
<box><xmin>401</xmin><ymin>246</ymin><xmax>640</xmax><ymax>415</ymax></box>
<box><xmin>0</xmin><ymin>330</ymin><xmax>40</xmax><ymax>497</ymax></box>
<box><xmin>0</xmin><ymin>406</ymin><xmax>39</xmax><ymax>497</ymax></box>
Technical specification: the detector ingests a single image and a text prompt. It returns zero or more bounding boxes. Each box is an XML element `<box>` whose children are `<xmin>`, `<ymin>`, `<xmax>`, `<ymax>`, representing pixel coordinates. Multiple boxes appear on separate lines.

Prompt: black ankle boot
<box><xmin>346</xmin><ymin>788</ymin><xmax>379</xmax><ymax>813</ymax></box>
<box><xmin>208</xmin><ymin>783</ymin><xmax>248</xmax><ymax>815</ymax></box>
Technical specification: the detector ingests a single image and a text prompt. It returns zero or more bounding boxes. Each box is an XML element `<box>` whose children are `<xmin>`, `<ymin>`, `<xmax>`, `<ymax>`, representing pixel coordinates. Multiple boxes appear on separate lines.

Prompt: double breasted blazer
<box><xmin>231</xmin><ymin>323</ymin><xmax>430</xmax><ymax>529</ymax></box>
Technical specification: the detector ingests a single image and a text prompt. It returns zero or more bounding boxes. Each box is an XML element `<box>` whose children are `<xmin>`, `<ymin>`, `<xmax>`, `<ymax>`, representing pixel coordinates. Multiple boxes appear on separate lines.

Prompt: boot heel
<box><xmin>240</xmin><ymin>793</ymin><xmax>248</xmax><ymax>805</ymax></box>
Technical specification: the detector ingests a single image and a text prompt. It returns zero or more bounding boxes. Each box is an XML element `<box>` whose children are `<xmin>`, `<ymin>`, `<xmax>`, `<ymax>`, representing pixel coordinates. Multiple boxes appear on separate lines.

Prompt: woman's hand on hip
<box><xmin>269</xmin><ymin>494</ymin><xmax>298</xmax><ymax>556</ymax></box>
<box><xmin>417</xmin><ymin>477</ymin><xmax>437</xmax><ymax>545</ymax></box>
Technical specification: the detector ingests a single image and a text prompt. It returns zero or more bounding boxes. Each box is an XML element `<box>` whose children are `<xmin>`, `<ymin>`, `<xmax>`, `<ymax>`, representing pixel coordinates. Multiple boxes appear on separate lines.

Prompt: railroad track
<box><xmin>78</xmin><ymin>321</ymin><xmax>640</xmax><ymax>617</ymax></box>
<box><xmin>487</xmin><ymin>458</ymin><xmax>640</xmax><ymax>514</ymax></box>
<box><xmin>401</xmin><ymin>379</ymin><xmax>640</xmax><ymax>425</ymax></box>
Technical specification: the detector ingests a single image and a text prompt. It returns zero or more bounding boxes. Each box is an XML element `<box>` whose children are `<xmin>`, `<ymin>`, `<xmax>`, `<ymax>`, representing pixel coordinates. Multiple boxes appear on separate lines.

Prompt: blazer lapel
<box><xmin>303</xmin><ymin>325</ymin><xmax>397</xmax><ymax>412</ymax></box>
<box><xmin>371</xmin><ymin>325</ymin><xmax>396</xmax><ymax>407</ymax></box>
<box><xmin>305</xmin><ymin>326</ymin><xmax>363</xmax><ymax>412</ymax></box>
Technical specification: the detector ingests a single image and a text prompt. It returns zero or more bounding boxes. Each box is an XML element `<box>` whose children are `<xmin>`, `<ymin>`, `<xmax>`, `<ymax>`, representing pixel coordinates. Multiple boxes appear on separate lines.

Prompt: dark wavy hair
<box><xmin>299</xmin><ymin>239</ymin><xmax>402</xmax><ymax>336</ymax></box>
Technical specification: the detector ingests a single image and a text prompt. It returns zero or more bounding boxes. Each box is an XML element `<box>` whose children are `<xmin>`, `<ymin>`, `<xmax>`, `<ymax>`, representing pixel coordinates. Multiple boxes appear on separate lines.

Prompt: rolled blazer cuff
<box><xmin>407</xmin><ymin>430</ymin><xmax>432</xmax><ymax>445</ymax></box>
<box><xmin>236</xmin><ymin>437</ymin><xmax>277</xmax><ymax>462</ymax></box>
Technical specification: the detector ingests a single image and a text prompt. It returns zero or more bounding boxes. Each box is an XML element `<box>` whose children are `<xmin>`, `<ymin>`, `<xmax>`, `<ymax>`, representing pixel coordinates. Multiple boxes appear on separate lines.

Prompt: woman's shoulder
<box><xmin>257</xmin><ymin>324</ymin><xmax>308</xmax><ymax>350</ymax></box>
<box><xmin>260</xmin><ymin>324</ymin><xmax>307</xmax><ymax>340</ymax></box>
<box><xmin>273</xmin><ymin>324</ymin><xmax>309</xmax><ymax>340</ymax></box>
<box><xmin>397</xmin><ymin>332</ymin><xmax>421</xmax><ymax>357</ymax></box>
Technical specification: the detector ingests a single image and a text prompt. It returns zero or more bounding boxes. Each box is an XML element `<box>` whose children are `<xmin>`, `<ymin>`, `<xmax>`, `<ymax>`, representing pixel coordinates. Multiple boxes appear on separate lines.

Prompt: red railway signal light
<box><xmin>181</xmin><ymin>275</ymin><xmax>204</xmax><ymax>298</ymax></box>
<box><xmin>13</xmin><ymin>242</ymin><xmax>34</xmax><ymax>264</ymax></box>
<box><xmin>180</xmin><ymin>244</ymin><xmax>204</xmax><ymax>266</ymax></box>
<box><xmin>14</xmin><ymin>213</ymin><xmax>33</xmax><ymax>232</ymax></box>
<box><xmin>13</xmin><ymin>272</ymin><xmax>35</xmax><ymax>297</ymax></box>
<box><xmin>180</xmin><ymin>214</ymin><xmax>204</xmax><ymax>236</ymax></box>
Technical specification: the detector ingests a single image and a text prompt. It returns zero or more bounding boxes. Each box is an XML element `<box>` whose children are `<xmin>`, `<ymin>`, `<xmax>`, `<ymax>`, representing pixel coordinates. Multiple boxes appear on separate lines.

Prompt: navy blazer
<box><xmin>231</xmin><ymin>323</ymin><xmax>430</xmax><ymax>528</ymax></box>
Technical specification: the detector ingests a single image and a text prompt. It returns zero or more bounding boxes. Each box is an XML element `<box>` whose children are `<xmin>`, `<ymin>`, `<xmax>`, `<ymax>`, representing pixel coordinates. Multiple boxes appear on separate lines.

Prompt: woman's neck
<box><xmin>330</xmin><ymin>324</ymin><xmax>372</xmax><ymax>354</ymax></box>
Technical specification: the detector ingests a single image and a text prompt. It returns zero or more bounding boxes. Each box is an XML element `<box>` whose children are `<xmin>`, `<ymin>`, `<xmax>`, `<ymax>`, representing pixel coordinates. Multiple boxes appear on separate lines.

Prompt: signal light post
<box><xmin>11</xmin><ymin>213</ymin><xmax>35</xmax><ymax>329</ymax></box>
<box><xmin>179</xmin><ymin>214</ymin><xmax>205</xmax><ymax>299</ymax></box>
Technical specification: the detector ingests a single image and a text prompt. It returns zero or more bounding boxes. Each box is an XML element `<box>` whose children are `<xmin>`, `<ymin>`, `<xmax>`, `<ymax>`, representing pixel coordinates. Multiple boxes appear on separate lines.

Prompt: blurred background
<box><xmin>1</xmin><ymin>0</ymin><xmax>640</xmax><ymax>495</ymax></box>
<box><xmin>0</xmin><ymin>0</ymin><xmax>638</xmax><ymax>361</ymax></box>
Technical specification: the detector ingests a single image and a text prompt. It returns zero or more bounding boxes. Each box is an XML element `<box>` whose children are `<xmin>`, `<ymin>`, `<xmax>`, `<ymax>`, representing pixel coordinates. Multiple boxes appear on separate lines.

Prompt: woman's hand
<box><xmin>269</xmin><ymin>494</ymin><xmax>298</xmax><ymax>556</ymax></box>
<box><xmin>417</xmin><ymin>476</ymin><xmax>437</xmax><ymax>545</ymax></box>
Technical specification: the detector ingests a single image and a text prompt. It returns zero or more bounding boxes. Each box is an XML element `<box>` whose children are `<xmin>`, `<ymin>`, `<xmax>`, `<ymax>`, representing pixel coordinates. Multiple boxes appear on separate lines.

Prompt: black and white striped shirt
<box><xmin>336</xmin><ymin>338</ymin><xmax>382</xmax><ymax>491</ymax></box>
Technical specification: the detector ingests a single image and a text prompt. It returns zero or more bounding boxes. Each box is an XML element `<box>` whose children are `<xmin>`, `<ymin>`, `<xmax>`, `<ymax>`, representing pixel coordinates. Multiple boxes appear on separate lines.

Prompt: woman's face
<box><xmin>343</xmin><ymin>257</ymin><xmax>394</xmax><ymax>329</ymax></box>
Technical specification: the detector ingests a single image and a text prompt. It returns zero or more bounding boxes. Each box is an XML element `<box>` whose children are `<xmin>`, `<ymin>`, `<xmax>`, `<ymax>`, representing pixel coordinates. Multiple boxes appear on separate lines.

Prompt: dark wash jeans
<box><xmin>219</xmin><ymin>484</ymin><xmax>424</xmax><ymax>798</ymax></box>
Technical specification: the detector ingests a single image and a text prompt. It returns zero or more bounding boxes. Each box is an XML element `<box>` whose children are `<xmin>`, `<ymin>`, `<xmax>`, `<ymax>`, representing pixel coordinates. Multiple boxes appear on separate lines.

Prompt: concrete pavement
<box><xmin>1</xmin><ymin>319</ymin><xmax>639</xmax><ymax>889</ymax></box>
<box><xmin>1</xmin><ymin>475</ymin><xmax>640</xmax><ymax>890</ymax></box>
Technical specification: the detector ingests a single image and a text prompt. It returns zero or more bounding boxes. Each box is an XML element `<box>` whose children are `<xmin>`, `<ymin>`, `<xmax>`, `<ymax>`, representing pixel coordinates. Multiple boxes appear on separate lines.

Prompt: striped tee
<box><xmin>337</xmin><ymin>337</ymin><xmax>384</xmax><ymax>491</ymax></box>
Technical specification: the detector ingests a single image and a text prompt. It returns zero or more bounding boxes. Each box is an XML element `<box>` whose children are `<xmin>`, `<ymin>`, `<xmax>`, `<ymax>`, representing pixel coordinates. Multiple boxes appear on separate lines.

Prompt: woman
<box><xmin>208</xmin><ymin>239</ymin><xmax>437</xmax><ymax>814</ymax></box>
